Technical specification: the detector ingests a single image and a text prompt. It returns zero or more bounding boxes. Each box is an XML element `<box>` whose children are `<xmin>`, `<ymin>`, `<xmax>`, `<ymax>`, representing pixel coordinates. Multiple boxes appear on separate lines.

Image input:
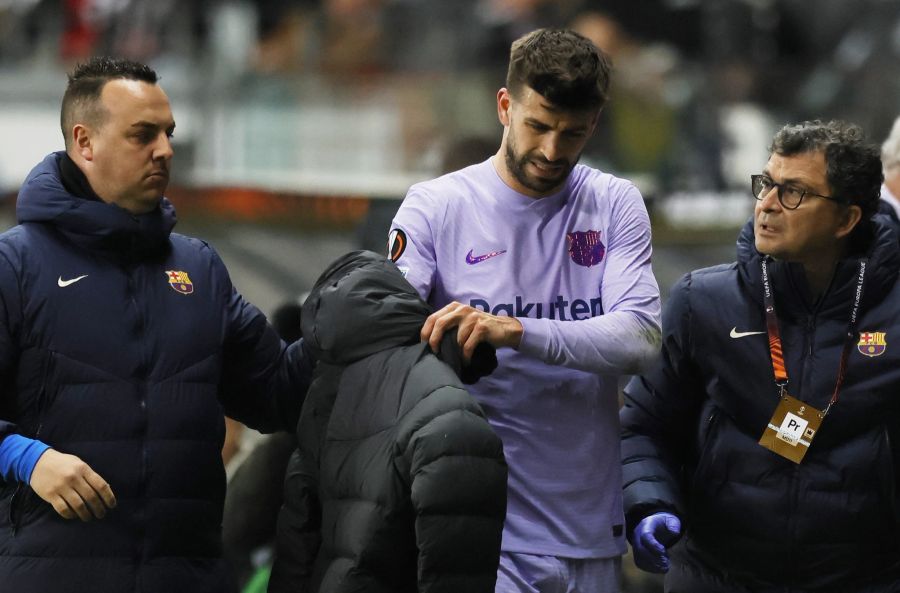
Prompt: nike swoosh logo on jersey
<box><xmin>58</xmin><ymin>274</ymin><xmax>88</xmax><ymax>287</ymax></box>
<box><xmin>465</xmin><ymin>249</ymin><xmax>507</xmax><ymax>265</ymax></box>
<box><xmin>730</xmin><ymin>327</ymin><xmax>765</xmax><ymax>339</ymax></box>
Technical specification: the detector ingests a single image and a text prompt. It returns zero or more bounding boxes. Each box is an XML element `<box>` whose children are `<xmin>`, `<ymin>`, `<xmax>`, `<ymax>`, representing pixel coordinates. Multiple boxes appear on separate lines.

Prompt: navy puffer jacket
<box><xmin>622</xmin><ymin>217</ymin><xmax>900</xmax><ymax>593</ymax></box>
<box><xmin>0</xmin><ymin>152</ymin><xmax>313</xmax><ymax>593</ymax></box>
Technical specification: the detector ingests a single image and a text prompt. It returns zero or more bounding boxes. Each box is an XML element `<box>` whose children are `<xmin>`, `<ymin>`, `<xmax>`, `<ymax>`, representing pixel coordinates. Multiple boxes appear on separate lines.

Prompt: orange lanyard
<box><xmin>760</xmin><ymin>257</ymin><xmax>866</xmax><ymax>415</ymax></box>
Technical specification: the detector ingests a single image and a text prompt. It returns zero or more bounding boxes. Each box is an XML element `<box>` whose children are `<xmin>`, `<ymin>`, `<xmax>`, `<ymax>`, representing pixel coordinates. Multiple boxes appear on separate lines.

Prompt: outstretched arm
<box><xmin>421</xmin><ymin>185</ymin><xmax>661</xmax><ymax>375</ymax></box>
<box><xmin>621</xmin><ymin>273</ymin><xmax>704</xmax><ymax>556</ymax></box>
<box><xmin>213</xmin><ymin>247</ymin><xmax>315</xmax><ymax>433</ymax></box>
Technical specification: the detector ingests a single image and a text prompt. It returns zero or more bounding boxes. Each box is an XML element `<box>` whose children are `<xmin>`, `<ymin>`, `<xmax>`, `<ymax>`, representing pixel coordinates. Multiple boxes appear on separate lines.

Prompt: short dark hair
<box><xmin>61</xmin><ymin>57</ymin><xmax>159</xmax><ymax>149</ymax></box>
<box><xmin>506</xmin><ymin>28</ymin><xmax>612</xmax><ymax>112</ymax></box>
<box><xmin>769</xmin><ymin>120</ymin><xmax>883</xmax><ymax>223</ymax></box>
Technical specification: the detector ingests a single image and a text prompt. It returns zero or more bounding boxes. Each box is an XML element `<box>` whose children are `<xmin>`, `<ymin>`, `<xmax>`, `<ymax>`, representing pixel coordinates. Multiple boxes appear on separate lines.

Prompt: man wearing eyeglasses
<box><xmin>620</xmin><ymin>119</ymin><xmax>900</xmax><ymax>592</ymax></box>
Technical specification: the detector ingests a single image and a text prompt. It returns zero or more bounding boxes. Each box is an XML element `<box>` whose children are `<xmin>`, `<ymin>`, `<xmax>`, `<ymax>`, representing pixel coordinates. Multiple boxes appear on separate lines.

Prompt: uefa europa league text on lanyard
<box><xmin>757</xmin><ymin>256</ymin><xmax>867</xmax><ymax>463</ymax></box>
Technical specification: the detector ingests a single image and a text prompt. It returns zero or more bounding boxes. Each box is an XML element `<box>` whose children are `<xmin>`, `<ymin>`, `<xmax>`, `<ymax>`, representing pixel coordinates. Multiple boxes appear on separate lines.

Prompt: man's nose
<box><xmin>759</xmin><ymin>185</ymin><xmax>781</xmax><ymax>211</ymax></box>
<box><xmin>154</xmin><ymin>133</ymin><xmax>174</xmax><ymax>161</ymax></box>
<box><xmin>540</xmin><ymin>135</ymin><xmax>562</xmax><ymax>163</ymax></box>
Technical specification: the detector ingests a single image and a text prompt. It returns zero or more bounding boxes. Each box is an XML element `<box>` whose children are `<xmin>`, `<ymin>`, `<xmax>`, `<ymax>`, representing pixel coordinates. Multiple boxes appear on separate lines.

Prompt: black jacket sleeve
<box><xmin>268</xmin><ymin>448</ymin><xmax>321</xmax><ymax>593</ymax></box>
<box><xmin>213</xmin><ymin>248</ymin><xmax>315</xmax><ymax>433</ymax></box>
<box><xmin>398</xmin><ymin>383</ymin><xmax>507</xmax><ymax>593</ymax></box>
<box><xmin>0</xmin><ymin>247</ymin><xmax>22</xmax><ymax>445</ymax></box>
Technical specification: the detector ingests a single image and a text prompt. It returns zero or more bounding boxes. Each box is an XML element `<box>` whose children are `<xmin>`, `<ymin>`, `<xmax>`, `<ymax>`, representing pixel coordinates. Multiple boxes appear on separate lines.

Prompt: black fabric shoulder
<box><xmin>394</xmin><ymin>353</ymin><xmax>483</xmax><ymax>450</ymax></box>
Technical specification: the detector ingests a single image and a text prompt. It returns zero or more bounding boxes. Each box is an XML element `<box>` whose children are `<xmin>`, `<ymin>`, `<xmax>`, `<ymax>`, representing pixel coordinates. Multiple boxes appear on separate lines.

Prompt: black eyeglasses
<box><xmin>750</xmin><ymin>174</ymin><xmax>847</xmax><ymax>210</ymax></box>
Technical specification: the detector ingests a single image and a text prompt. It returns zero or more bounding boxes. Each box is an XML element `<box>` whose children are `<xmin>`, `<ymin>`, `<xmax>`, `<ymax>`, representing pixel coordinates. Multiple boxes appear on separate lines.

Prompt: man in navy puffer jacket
<box><xmin>622</xmin><ymin>120</ymin><xmax>900</xmax><ymax>592</ymax></box>
<box><xmin>0</xmin><ymin>57</ymin><xmax>315</xmax><ymax>592</ymax></box>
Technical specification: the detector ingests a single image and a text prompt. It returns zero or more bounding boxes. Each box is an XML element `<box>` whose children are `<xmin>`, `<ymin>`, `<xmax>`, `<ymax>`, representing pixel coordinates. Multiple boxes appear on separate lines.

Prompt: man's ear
<box><xmin>835</xmin><ymin>203</ymin><xmax>863</xmax><ymax>240</ymax></box>
<box><xmin>73</xmin><ymin>124</ymin><xmax>93</xmax><ymax>161</ymax></box>
<box><xmin>497</xmin><ymin>88</ymin><xmax>512</xmax><ymax>127</ymax></box>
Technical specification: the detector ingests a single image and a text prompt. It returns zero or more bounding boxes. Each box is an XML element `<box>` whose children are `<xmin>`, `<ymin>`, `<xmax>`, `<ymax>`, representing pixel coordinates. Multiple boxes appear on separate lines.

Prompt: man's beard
<box><xmin>504</xmin><ymin>131</ymin><xmax>578</xmax><ymax>195</ymax></box>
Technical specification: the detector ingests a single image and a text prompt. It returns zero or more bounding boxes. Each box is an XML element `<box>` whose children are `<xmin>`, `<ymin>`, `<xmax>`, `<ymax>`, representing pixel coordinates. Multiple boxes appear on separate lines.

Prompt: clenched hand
<box><xmin>421</xmin><ymin>301</ymin><xmax>523</xmax><ymax>361</ymax></box>
<box><xmin>30</xmin><ymin>449</ymin><xmax>117</xmax><ymax>521</ymax></box>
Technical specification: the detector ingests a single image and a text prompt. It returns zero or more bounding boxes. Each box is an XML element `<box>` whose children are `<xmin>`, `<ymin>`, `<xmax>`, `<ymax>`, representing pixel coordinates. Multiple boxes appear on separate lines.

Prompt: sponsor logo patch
<box><xmin>857</xmin><ymin>331</ymin><xmax>886</xmax><ymax>357</ymax></box>
<box><xmin>470</xmin><ymin>295</ymin><xmax>602</xmax><ymax>320</ymax></box>
<box><xmin>388</xmin><ymin>229</ymin><xmax>406</xmax><ymax>262</ymax></box>
<box><xmin>566</xmin><ymin>230</ymin><xmax>605</xmax><ymax>267</ymax></box>
<box><xmin>166</xmin><ymin>270</ymin><xmax>194</xmax><ymax>295</ymax></box>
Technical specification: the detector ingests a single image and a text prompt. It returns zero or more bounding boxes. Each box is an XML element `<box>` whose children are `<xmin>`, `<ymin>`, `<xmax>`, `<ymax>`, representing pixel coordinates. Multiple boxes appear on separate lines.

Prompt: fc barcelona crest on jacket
<box><xmin>567</xmin><ymin>230</ymin><xmax>605</xmax><ymax>267</ymax></box>
<box><xmin>166</xmin><ymin>270</ymin><xmax>194</xmax><ymax>294</ymax></box>
<box><xmin>857</xmin><ymin>331</ymin><xmax>886</xmax><ymax>357</ymax></box>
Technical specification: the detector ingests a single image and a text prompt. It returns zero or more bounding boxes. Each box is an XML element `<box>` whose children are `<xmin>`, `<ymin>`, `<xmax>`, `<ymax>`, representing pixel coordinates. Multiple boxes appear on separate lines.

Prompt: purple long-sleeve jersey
<box><xmin>389</xmin><ymin>158</ymin><xmax>661</xmax><ymax>558</ymax></box>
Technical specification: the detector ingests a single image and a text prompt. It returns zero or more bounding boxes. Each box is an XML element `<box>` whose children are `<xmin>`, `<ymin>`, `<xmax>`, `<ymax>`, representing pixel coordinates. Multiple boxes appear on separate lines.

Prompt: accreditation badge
<box><xmin>758</xmin><ymin>393</ymin><xmax>824</xmax><ymax>464</ymax></box>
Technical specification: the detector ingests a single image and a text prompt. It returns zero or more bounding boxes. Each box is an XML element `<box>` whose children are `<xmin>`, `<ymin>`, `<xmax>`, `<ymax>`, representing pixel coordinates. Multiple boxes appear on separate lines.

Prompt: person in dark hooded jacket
<box><xmin>0</xmin><ymin>57</ymin><xmax>314</xmax><ymax>593</ymax></box>
<box><xmin>268</xmin><ymin>250</ymin><xmax>507</xmax><ymax>593</ymax></box>
<box><xmin>621</xmin><ymin>119</ymin><xmax>900</xmax><ymax>592</ymax></box>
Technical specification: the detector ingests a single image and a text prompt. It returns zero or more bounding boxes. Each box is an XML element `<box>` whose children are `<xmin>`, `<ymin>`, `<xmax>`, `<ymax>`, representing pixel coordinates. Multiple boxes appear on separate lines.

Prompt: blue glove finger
<box><xmin>653</xmin><ymin>513</ymin><xmax>682</xmax><ymax>547</ymax></box>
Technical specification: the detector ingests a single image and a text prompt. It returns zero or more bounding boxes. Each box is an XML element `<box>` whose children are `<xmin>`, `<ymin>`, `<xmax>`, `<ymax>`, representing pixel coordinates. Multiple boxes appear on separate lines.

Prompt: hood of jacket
<box><xmin>301</xmin><ymin>250</ymin><xmax>432</xmax><ymax>365</ymax></box>
<box><xmin>735</xmin><ymin>213</ymin><xmax>900</xmax><ymax>319</ymax></box>
<box><xmin>302</xmin><ymin>250</ymin><xmax>498</xmax><ymax>381</ymax></box>
<box><xmin>16</xmin><ymin>152</ymin><xmax>176</xmax><ymax>260</ymax></box>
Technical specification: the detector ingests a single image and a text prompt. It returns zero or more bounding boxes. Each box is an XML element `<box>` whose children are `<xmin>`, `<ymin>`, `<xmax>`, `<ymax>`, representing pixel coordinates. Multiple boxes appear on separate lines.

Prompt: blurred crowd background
<box><xmin>2</xmin><ymin>1</ymin><xmax>898</xmax><ymax>215</ymax></box>
<box><xmin>0</xmin><ymin>1</ymin><xmax>898</xmax><ymax>591</ymax></box>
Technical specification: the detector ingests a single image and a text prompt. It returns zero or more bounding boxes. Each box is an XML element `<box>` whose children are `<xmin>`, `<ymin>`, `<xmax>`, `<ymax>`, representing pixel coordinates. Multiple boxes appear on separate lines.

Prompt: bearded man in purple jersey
<box><xmin>388</xmin><ymin>28</ymin><xmax>662</xmax><ymax>593</ymax></box>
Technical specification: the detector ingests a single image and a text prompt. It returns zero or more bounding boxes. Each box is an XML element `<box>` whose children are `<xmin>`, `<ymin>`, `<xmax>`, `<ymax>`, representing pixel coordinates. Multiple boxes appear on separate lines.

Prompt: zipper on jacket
<box><xmin>8</xmin><ymin>483</ymin><xmax>23</xmax><ymax>536</ymax></box>
<box><xmin>704</xmin><ymin>410</ymin><xmax>717</xmax><ymax>437</ymax></box>
<box><xmin>884</xmin><ymin>427</ymin><xmax>898</xmax><ymax>523</ymax></box>
<box><xmin>127</xmin><ymin>266</ymin><xmax>149</xmax><ymax>589</ymax></box>
<box><xmin>34</xmin><ymin>393</ymin><xmax>46</xmax><ymax>441</ymax></box>
<box><xmin>786</xmin><ymin>463</ymin><xmax>800</xmax><ymax>588</ymax></box>
<box><xmin>34</xmin><ymin>353</ymin><xmax>52</xmax><ymax>438</ymax></box>
<box><xmin>690</xmin><ymin>410</ymin><xmax>719</xmax><ymax>499</ymax></box>
<box><xmin>133</xmin><ymin>381</ymin><xmax>148</xmax><ymax>593</ymax></box>
<box><xmin>804</xmin><ymin>316</ymin><xmax>816</xmax><ymax>357</ymax></box>
<box><xmin>11</xmin><ymin>357</ymin><xmax>52</xmax><ymax>536</ymax></box>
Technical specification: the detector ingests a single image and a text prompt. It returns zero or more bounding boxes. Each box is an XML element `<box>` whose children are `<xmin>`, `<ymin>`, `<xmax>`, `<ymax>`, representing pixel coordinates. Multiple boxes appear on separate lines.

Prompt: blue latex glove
<box><xmin>631</xmin><ymin>512</ymin><xmax>682</xmax><ymax>573</ymax></box>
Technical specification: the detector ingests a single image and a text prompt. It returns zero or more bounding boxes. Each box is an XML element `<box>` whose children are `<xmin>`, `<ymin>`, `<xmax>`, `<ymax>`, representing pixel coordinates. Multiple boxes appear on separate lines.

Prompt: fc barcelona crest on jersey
<box><xmin>858</xmin><ymin>331</ymin><xmax>887</xmax><ymax>357</ymax></box>
<box><xmin>166</xmin><ymin>270</ymin><xmax>194</xmax><ymax>295</ymax></box>
<box><xmin>567</xmin><ymin>230</ymin><xmax>605</xmax><ymax>267</ymax></box>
